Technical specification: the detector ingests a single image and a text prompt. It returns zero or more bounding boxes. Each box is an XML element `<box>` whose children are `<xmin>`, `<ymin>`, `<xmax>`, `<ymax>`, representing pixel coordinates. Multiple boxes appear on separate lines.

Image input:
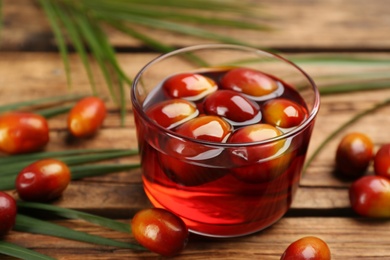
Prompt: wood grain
<box><xmin>1</xmin><ymin>50</ymin><xmax>389</xmax><ymax>258</ymax></box>
<box><xmin>1</xmin><ymin>0</ymin><xmax>390</xmax><ymax>51</ymax></box>
<box><xmin>3</xmin><ymin>218</ymin><xmax>390</xmax><ymax>259</ymax></box>
<box><xmin>1</xmin><ymin>1</ymin><xmax>390</xmax><ymax>259</ymax></box>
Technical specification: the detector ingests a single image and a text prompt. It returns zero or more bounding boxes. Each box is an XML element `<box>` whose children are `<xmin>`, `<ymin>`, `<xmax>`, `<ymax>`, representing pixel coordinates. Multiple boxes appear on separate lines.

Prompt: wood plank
<box><xmin>1</xmin><ymin>52</ymin><xmax>389</xmax><ymax>184</ymax></box>
<box><xmin>33</xmin><ymin>180</ymin><xmax>350</xmax><ymax>217</ymax></box>
<box><xmin>2</xmin><ymin>0</ymin><xmax>390</xmax><ymax>257</ymax></box>
<box><xmin>1</xmin><ymin>50</ymin><xmax>390</xmax><ymax>258</ymax></box>
<box><xmin>3</xmin><ymin>217</ymin><xmax>390</xmax><ymax>259</ymax></box>
<box><xmin>0</xmin><ymin>51</ymin><xmax>388</xmax><ymax>212</ymax></box>
<box><xmin>1</xmin><ymin>0</ymin><xmax>390</xmax><ymax>51</ymax></box>
<box><xmin>2</xmin><ymin>52</ymin><xmax>389</xmax><ymax>98</ymax></box>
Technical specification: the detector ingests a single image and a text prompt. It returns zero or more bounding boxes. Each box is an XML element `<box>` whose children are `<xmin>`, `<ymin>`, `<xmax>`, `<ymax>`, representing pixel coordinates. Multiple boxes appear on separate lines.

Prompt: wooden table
<box><xmin>1</xmin><ymin>0</ymin><xmax>390</xmax><ymax>259</ymax></box>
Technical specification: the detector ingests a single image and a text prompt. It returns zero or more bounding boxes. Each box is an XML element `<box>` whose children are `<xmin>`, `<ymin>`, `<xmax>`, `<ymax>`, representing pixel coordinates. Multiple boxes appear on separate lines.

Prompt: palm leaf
<box><xmin>0</xmin><ymin>148</ymin><xmax>130</xmax><ymax>164</ymax></box>
<box><xmin>0</xmin><ymin>148</ymin><xmax>140</xmax><ymax>190</ymax></box>
<box><xmin>73</xmin><ymin>13</ymin><xmax>117</xmax><ymax>99</ymax></box>
<box><xmin>106</xmin><ymin>20</ymin><xmax>208</xmax><ymax>67</ymax></box>
<box><xmin>0</xmin><ymin>93</ymin><xmax>85</xmax><ymax>113</ymax></box>
<box><xmin>0</xmin><ymin>241</ymin><xmax>55</xmax><ymax>260</ymax></box>
<box><xmin>17</xmin><ymin>201</ymin><xmax>130</xmax><ymax>233</ymax></box>
<box><xmin>107</xmin><ymin>20</ymin><xmax>175</xmax><ymax>54</ymax></box>
<box><xmin>313</xmin><ymin>71</ymin><xmax>390</xmax><ymax>82</ymax></box>
<box><xmin>38</xmin><ymin>0</ymin><xmax>72</xmax><ymax>87</ymax></box>
<box><xmin>14</xmin><ymin>214</ymin><xmax>144</xmax><ymax>250</ymax></box>
<box><xmin>318</xmin><ymin>80</ymin><xmax>390</xmax><ymax>95</ymax></box>
<box><xmin>36</xmin><ymin>0</ymin><xmax>267</xmax><ymax>121</ymax></box>
<box><xmin>35</xmin><ymin>105</ymin><xmax>73</xmax><ymax>118</ymax></box>
<box><xmin>51</xmin><ymin>3</ymin><xmax>97</xmax><ymax>93</ymax></box>
<box><xmin>0</xmin><ymin>149</ymin><xmax>137</xmax><ymax>176</ymax></box>
<box><xmin>94</xmin><ymin>0</ymin><xmax>243</xmax><ymax>11</ymax></box>
<box><xmin>80</xmin><ymin>17</ymin><xmax>129</xmax><ymax>123</ymax></box>
<box><xmin>85</xmin><ymin>0</ymin><xmax>267</xmax><ymax>30</ymax></box>
<box><xmin>0</xmin><ymin>175</ymin><xmax>19</xmax><ymax>190</ymax></box>
<box><xmin>292</xmin><ymin>55</ymin><xmax>390</xmax><ymax>65</ymax></box>
<box><xmin>94</xmin><ymin>11</ymin><xmax>252</xmax><ymax>47</ymax></box>
<box><xmin>0</xmin><ymin>163</ymin><xmax>139</xmax><ymax>190</ymax></box>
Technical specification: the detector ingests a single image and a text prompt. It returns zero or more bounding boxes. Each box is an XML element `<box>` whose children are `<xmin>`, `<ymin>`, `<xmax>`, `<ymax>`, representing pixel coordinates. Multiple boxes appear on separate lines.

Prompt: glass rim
<box><xmin>131</xmin><ymin>43</ymin><xmax>320</xmax><ymax>147</ymax></box>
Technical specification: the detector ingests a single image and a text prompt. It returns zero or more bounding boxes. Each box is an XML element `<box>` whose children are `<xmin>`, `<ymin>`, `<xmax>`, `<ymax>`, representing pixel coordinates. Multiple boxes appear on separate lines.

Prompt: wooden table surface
<box><xmin>1</xmin><ymin>0</ymin><xmax>390</xmax><ymax>259</ymax></box>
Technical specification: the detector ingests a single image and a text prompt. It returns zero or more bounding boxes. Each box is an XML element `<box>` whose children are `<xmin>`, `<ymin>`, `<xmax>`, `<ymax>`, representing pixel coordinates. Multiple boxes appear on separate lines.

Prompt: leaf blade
<box><xmin>0</xmin><ymin>148</ymin><xmax>133</xmax><ymax>165</ymax></box>
<box><xmin>86</xmin><ymin>0</ymin><xmax>267</xmax><ymax>30</ymax></box>
<box><xmin>0</xmin><ymin>149</ymin><xmax>138</xmax><ymax>176</ymax></box>
<box><xmin>95</xmin><ymin>0</ymin><xmax>256</xmax><ymax>13</ymax></box>
<box><xmin>0</xmin><ymin>163</ymin><xmax>140</xmax><ymax>190</ymax></box>
<box><xmin>0</xmin><ymin>241</ymin><xmax>56</xmax><ymax>260</ymax></box>
<box><xmin>319</xmin><ymin>80</ymin><xmax>390</xmax><ymax>95</ymax></box>
<box><xmin>17</xmin><ymin>201</ymin><xmax>131</xmax><ymax>233</ymax></box>
<box><xmin>52</xmin><ymin>3</ymin><xmax>98</xmax><ymax>93</ymax></box>
<box><xmin>94</xmin><ymin>11</ymin><xmax>254</xmax><ymax>46</ymax></box>
<box><xmin>35</xmin><ymin>105</ymin><xmax>73</xmax><ymax>118</ymax></box>
<box><xmin>73</xmin><ymin>13</ymin><xmax>118</xmax><ymax>103</ymax></box>
<box><xmin>14</xmin><ymin>214</ymin><xmax>144</xmax><ymax>250</ymax></box>
<box><xmin>106</xmin><ymin>20</ymin><xmax>175</xmax><ymax>56</ymax></box>
<box><xmin>37</xmin><ymin>0</ymin><xmax>72</xmax><ymax>87</ymax></box>
<box><xmin>0</xmin><ymin>94</ymin><xmax>85</xmax><ymax>113</ymax></box>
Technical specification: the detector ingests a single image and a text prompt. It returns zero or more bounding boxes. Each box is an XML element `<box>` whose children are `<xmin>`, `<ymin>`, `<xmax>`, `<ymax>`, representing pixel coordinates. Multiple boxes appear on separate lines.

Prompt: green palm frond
<box><xmin>15</xmin><ymin>214</ymin><xmax>143</xmax><ymax>250</ymax></box>
<box><xmin>36</xmin><ymin>0</ymin><xmax>267</xmax><ymax>121</ymax></box>
<box><xmin>0</xmin><ymin>241</ymin><xmax>56</xmax><ymax>260</ymax></box>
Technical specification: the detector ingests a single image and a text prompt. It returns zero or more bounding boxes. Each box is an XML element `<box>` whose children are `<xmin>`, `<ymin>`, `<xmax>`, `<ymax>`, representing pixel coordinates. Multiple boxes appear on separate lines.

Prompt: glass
<box><xmin>131</xmin><ymin>44</ymin><xmax>320</xmax><ymax>237</ymax></box>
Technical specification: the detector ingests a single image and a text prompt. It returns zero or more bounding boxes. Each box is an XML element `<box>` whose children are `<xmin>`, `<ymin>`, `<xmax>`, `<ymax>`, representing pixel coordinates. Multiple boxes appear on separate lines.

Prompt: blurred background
<box><xmin>2</xmin><ymin>0</ymin><xmax>389</xmax><ymax>52</ymax></box>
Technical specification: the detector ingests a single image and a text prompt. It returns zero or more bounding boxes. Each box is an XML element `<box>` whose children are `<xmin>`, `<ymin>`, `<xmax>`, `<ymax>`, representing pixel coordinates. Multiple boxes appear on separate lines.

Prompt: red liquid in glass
<box><xmin>134</xmin><ymin>68</ymin><xmax>314</xmax><ymax>237</ymax></box>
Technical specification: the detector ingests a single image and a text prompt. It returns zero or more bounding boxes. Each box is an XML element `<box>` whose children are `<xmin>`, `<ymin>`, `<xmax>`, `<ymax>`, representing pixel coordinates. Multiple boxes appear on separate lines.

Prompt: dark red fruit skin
<box><xmin>349</xmin><ymin>175</ymin><xmax>390</xmax><ymax>217</ymax></box>
<box><xmin>228</xmin><ymin>124</ymin><xmax>290</xmax><ymax>183</ymax></box>
<box><xmin>159</xmin><ymin>116</ymin><xmax>231</xmax><ymax>186</ymax></box>
<box><xmin>262</xmin><ymin>98</ymin><xmax>306</xmax><ymax>128</ymax></box>
<box><xmin>0</xmin><ymin>192</ymin><xmax>17</xmax><ymax>237</ymax></box>
<box><xmin>146</xmin><ymin>99</ymin><xmax>198</xmax><ymax>129</ymax></box>
<box><xmin>68</xmin><ymin>96</ymin><xmax>107</xmax><ymax>137</ymax></box>
<box><xmin>280</xmin><ymin>236</ymin><xmax>331</xmax><ymax>260</ymax></box>
<box><xmin>0</xmin><ymin>112</ymin><xmax>49</xmax><ymax>154</ymax></box>
<box><xmin>162</xmin><ymin>73</ymin><xmax>217</xmax><ymax>100</ymax></box>
<box><xmin>335</xmin><ymin>132</ymin><xmax>374</xmax><ymax>179</ymax></box>
<box><xmin>220</xmin><ymin>67</ymin><xmax>278</xmax><ymax>97</ymax></box>
<box><xmin>174</xmin><ymin>115</ymin><xmax>232</xmax><ymax>143</ymax></box>
<box><xmin>15</xmin><ymin>159</ymin><xmax>71</xmax><ymax>202</ymax></box>
<box><xmin>374</xmin><ymin>144</ymin><xmax>390</xmax><ymax>178</ymax></box>
<box><xmin>203</xmin><ymin>90</ymin><xmax>261</xmax><ymax>125</ymax></box>
<box><xmin>228</xmin><ymin>123</ymin><xmax>285</xmax><ymax>162</ymax></box>
<box><xmin>131</xmin><ymin>208</ymin><xmax>189</xmax><ymax>257</ymax></box>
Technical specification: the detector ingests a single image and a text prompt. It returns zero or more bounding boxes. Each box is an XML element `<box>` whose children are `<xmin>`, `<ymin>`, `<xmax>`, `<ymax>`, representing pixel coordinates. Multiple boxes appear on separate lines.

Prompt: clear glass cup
<box><xmin>131</xmin><ymin>44</ymin><xmax>320</xmax><ymax>238</ymax></box>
